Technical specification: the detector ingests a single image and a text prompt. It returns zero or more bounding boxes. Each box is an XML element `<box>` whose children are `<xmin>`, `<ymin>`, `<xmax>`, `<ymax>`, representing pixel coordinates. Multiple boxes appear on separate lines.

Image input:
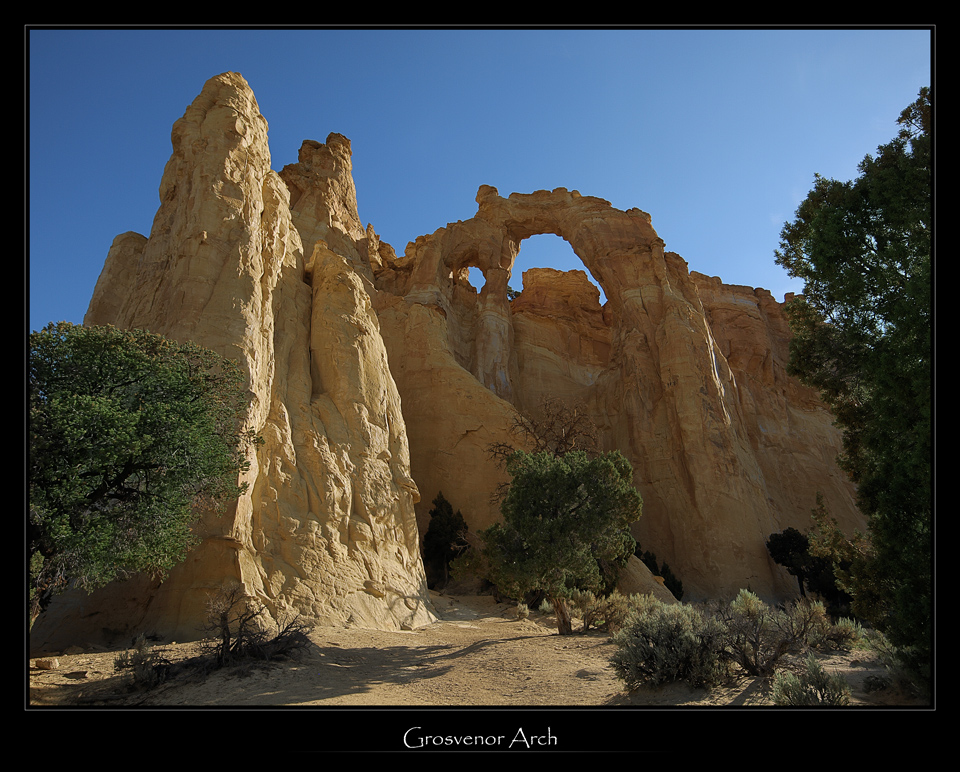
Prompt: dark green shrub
<box><xmin>422</xmin><ymin>492</ymin><xmax>468</xmax><ymax>588</ymax></box>
<box><xmin>637</xmin><ymin>548</ymin><xmax>684</xmax><ymax>600</ymax></box>
<box><xmin>766</xmin><ymin>527</ymin><xmax>813</xmax><ymax>596</ymax></box>
<box><xmin>766</xmin><ymin>524</ymin><xmax>852</xmax><ymax>614</ymax></box>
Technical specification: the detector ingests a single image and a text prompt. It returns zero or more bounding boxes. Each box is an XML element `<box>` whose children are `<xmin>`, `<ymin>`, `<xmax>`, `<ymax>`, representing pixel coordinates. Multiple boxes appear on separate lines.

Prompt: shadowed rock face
<box><xmin>33</xmin><ymin>71</ymin><xmax>862</xmax><ymax>651</ymax></box>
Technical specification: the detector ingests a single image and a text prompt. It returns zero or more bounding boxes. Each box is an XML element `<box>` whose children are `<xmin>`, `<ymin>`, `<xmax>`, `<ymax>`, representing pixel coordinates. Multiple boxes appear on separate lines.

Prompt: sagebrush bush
<box><xmin>591</xmin><ymin>591</ymin><xmax>636</xmax><ymax>633</ymax></box>
<box><xmin>609</xmin><ymin>591</ymin><xmax>855</xmax><ymax>692</ymax></box>
<box><xmin>565</xmin><ymin>588</ymin><xmax>634</xmax><ymax>633</ymax></box>
<box><xmin>422</xmin><ymin>491</ymin><xmax>469</xmax><ymax>588</ymax></box>
<box><xmin>772</xmin><ymin>652</ymin><xmax>851</xmax><ymax>705</ymax></box>
<box><xmin>714</xmin><ymin>590</ymin><xmax>825</xmax><ymax>677</ymax></box>
<box><xmin>610</xmin><ymin>600</ymin><xmax>730</xmax><ymax>688</ymax></box>
<box><xmin>810</xmin><ymin>616</ymin><xmax>864</xmax><ymax>651</ymax></box>
<box><xmin>114</xmin><ymin>633</ymin><xmax>171</xmax><ymax>688</ymax></box>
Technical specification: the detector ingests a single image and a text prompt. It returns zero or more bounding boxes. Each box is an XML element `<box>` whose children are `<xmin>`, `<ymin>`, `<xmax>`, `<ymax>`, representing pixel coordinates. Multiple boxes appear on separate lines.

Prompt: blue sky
<box><xmin>27</xmin><ymin>27</ymin><xmax>932</xmax><ymax>332</ymax></box>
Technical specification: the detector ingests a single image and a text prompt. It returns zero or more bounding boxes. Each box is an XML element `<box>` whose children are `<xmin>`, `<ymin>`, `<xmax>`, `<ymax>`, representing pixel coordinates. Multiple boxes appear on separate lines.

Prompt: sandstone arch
<box><xmin>373</xmin><ymin>184</ymin><xmax>863</xmax><ymax>602</ymax></box>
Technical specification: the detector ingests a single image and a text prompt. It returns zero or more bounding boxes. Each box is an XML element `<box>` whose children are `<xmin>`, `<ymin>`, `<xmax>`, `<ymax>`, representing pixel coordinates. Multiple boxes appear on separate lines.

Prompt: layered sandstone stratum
<box><xmin>31</xmin><ymin>72</ymin><xmax>863</xmax><ymax>650</ymax></box>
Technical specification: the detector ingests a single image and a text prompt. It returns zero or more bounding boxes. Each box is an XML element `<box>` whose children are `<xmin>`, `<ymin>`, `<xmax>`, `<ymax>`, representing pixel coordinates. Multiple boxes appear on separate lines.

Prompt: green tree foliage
<box><xmin>422</xmin><ymin>491</ymin><xmax>468</xmax><ymax>588</ymax></box>
<box><xmin>486</xmin><ymin>397</ymin><xmax>639</xmax><ymax>599</ymax></box>
<box><xmin>805</xmin><ymin>495</ymin><xmax>885</xmax><ymax>630</ymax></box>
<box><xmin>774</xmin><ymin>88</ymin><xmax>932</xmax><ymax>679</ymax></box>
<box><xmin>766</xmin><ymin>524</ymin><xmax>851</xmax><ymax>614</ymax></box>
<box><xmin>765</xmin><ymin>527</ymin><xmax>811</xmax><ymax>596</ymax></box>
<box><xmin>29</xmin><ymin>322</ymin><xmax>259</xmax><ymax>625</ymax></box>
<box><xmin>479</xmin><ymin>449</ymin><xmax>642</xmax><ymax>634</ymax></box>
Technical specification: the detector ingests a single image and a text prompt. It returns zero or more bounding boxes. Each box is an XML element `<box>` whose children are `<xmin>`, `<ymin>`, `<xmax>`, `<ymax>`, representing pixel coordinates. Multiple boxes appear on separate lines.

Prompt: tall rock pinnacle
<box><xmin>35</xmin><ymin>73</ymin><xmax>434</xmax><ymax>650</ymax></box>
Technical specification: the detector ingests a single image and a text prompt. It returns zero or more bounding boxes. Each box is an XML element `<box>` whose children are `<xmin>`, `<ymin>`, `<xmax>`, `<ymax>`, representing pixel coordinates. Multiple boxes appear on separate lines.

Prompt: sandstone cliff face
<box><xmin>32</xmin><ymin>73</ymin><xmax>434</xmax><ymax>651</ymax></box>
<box><xmin>34</xmin><ymin>71</ymin><xmax>862</xmax><ymax>649</ymax></box>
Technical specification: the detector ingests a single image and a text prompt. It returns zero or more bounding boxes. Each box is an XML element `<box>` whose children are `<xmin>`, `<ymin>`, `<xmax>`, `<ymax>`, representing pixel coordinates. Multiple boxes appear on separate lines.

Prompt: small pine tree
<box><xmin>767</xmin><ymin>520</ymin><xmax>853</xmax><ymax>615</ymax></box>
<box><xmin>481</xmin><ymin>450</ymin><xmax>641</xmax><ymax>634</ymax></box>
<box><xmin>422</xmin><ymin>492</ymin><xmax>468</xmax><ymax>588</ymax></box>
<box><xmin>766</xmin><ymin>527</ymin><xmax>812</xmax><ymax>596</ymax></box>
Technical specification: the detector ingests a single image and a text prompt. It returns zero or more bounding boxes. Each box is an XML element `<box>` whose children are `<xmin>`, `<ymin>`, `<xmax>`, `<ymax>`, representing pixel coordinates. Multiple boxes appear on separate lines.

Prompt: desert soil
<box><xmin>28</xmin><ymin>591</ymin><xmax>925</xmax><ymax>713</ymax></box>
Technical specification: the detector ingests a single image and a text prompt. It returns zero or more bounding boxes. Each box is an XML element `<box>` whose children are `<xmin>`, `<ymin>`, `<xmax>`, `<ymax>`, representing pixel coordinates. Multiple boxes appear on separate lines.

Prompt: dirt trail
<box><xmin>28</xmin><ymin>592</ymin><xmax>923</xmax><ymax>712</ymax></box>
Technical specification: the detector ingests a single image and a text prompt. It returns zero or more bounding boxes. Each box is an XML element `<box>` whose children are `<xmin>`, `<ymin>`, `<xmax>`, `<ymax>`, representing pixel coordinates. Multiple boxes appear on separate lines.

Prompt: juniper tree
<box><xmin>29</xmin><ymin>322</ymin><xmax>259</xmax><ymax>625</ymax></box>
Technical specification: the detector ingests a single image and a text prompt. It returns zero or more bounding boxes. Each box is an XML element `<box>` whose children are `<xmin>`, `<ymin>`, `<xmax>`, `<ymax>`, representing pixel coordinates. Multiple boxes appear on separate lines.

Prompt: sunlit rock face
<box><xmin>34</xmin><ymin>71</ymin><xmax>862</xmax><ymax>651</ymax></box>
<box><xmin>33</xmin><ymin>72</ymin><xmax>434</xmax><ymax>652</ymax></box>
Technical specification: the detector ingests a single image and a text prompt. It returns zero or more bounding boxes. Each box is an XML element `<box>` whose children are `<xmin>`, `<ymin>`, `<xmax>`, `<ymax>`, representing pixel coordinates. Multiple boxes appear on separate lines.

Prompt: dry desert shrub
<box><xmin>113</xmin><ymin>633</ymin><xmax>172</xmax><ymax>688</ymax></box>
<box><xmin>610</xmin><ymin>590</ymin><xmax>864</xmax><ymax>691</ymax></box>
<box><xmin>772</xmin><ymin>652</ymin><xmax>851</xmax><ymax>705</ymax></box>
<box><xmin>610</xmin><ymin>599</ymin><xmax>731</xmax><ymax>688</ymax></box>
<box><xmin>201</xmin><ymin>581</ymin><xmax>313</xmax><ymax>669</ymax></box>
<box><xmin>565</xmin><ymin>588</ymin><xmax>635</xmax><ymax>633</ymax></box>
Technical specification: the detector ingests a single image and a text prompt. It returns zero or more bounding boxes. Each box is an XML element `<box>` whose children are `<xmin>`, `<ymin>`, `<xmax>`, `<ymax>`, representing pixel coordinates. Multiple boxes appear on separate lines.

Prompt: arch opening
<box><xmin>467</xmin><ymin>266</ymin><xmax>486</xmax><ymax>292</ymax></box>
<box><xmin>511</xmin><ymin>233</ymin><xmax>607</xmax><ymax>305</ymax></box>
<box><xmin>446</xmin><ymin>246</ymin><xmax>488</xmax><ymax>295</ymax></box>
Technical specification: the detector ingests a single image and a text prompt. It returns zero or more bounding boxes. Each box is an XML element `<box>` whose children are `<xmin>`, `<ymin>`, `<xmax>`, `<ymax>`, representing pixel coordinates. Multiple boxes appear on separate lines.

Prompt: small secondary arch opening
<box><xmin>446</xmin><ymin>246</ymin><xmax>488</xmax><ymax>295</ymax></box>
<box><xmin>466</xmin><ymin>266</ymin><xmax>487</xmax><ymax>292</ymax></box>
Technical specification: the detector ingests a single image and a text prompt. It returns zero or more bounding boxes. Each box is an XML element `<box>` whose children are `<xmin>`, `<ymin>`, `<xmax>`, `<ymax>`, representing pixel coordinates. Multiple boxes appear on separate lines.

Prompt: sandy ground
<box><xmin>28</xmin><ymin>591</ymin><xmax>927</xmax><ymax>716</ymax></box>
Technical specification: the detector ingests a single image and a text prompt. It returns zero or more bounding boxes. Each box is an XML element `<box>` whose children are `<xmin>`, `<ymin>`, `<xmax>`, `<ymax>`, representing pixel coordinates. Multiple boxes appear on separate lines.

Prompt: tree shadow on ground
<box><xmin>127</xmin><ymin>632</ymin><xmax>551</xmax><ymax>707</ymax></box>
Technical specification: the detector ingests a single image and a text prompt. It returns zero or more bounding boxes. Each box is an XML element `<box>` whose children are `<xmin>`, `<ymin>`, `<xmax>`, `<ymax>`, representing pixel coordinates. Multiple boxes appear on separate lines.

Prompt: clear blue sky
<box><xmin>27</xmin><ymin>27</ymin><xmax>932</xmax><ymax>332</ymax></box>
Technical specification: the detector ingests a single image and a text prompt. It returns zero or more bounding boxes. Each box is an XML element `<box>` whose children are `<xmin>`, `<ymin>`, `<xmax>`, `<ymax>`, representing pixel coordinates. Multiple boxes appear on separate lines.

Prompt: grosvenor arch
<box><xmin>32</xmin><ymin>74</ymin><xmax>862</xmax><ymax>651</ymax></box>
<box><xmin>389</xmin><ymin>184</ymin><xmax>664</xmax><ymax>316</ymax></box>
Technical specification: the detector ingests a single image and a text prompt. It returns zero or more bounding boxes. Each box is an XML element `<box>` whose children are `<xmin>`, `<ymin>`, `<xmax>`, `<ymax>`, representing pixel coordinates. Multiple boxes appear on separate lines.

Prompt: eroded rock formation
<box><xmin>32</xmin><ymin>71</ymin><xmax>863</xmax><ymax>649</ymax></box>
<box><xmin>372</xmin><ymin>185</ymin><xmax>863</xmax><ymax>601</ymax></box>
<box><xmin>32</xmin><ymin>72</ymin><xmax>434</xmax><ymax>651</ymax></box>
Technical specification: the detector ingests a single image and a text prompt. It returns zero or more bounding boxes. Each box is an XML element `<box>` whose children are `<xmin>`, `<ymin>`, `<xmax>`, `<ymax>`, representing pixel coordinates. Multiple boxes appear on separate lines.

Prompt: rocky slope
<box><xmin>31</xmin><ymin>72</ymin><xmax>862</xmax><ymax>652</ymax></box>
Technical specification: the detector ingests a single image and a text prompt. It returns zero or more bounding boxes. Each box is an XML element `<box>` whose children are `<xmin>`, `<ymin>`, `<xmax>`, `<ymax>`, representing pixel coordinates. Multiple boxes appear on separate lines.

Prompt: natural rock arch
<box><xmin>38</xmin><ymin>70</ymin><xmax>866</xmax><ymax>660</ymax></box>
<box><xmin>396</xmin><ymin>185</ymin><xmax>661</xmax><ymax>302</ymax></box>
<box><xmin>374</xmin><ymin>183</ymin><xmax>862</xmax><ymax>601</ymax></box>
<box><xmin>381</xmin><ymin>185</ymin><xmax>666</xmax><ymax>404</ymax></box>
